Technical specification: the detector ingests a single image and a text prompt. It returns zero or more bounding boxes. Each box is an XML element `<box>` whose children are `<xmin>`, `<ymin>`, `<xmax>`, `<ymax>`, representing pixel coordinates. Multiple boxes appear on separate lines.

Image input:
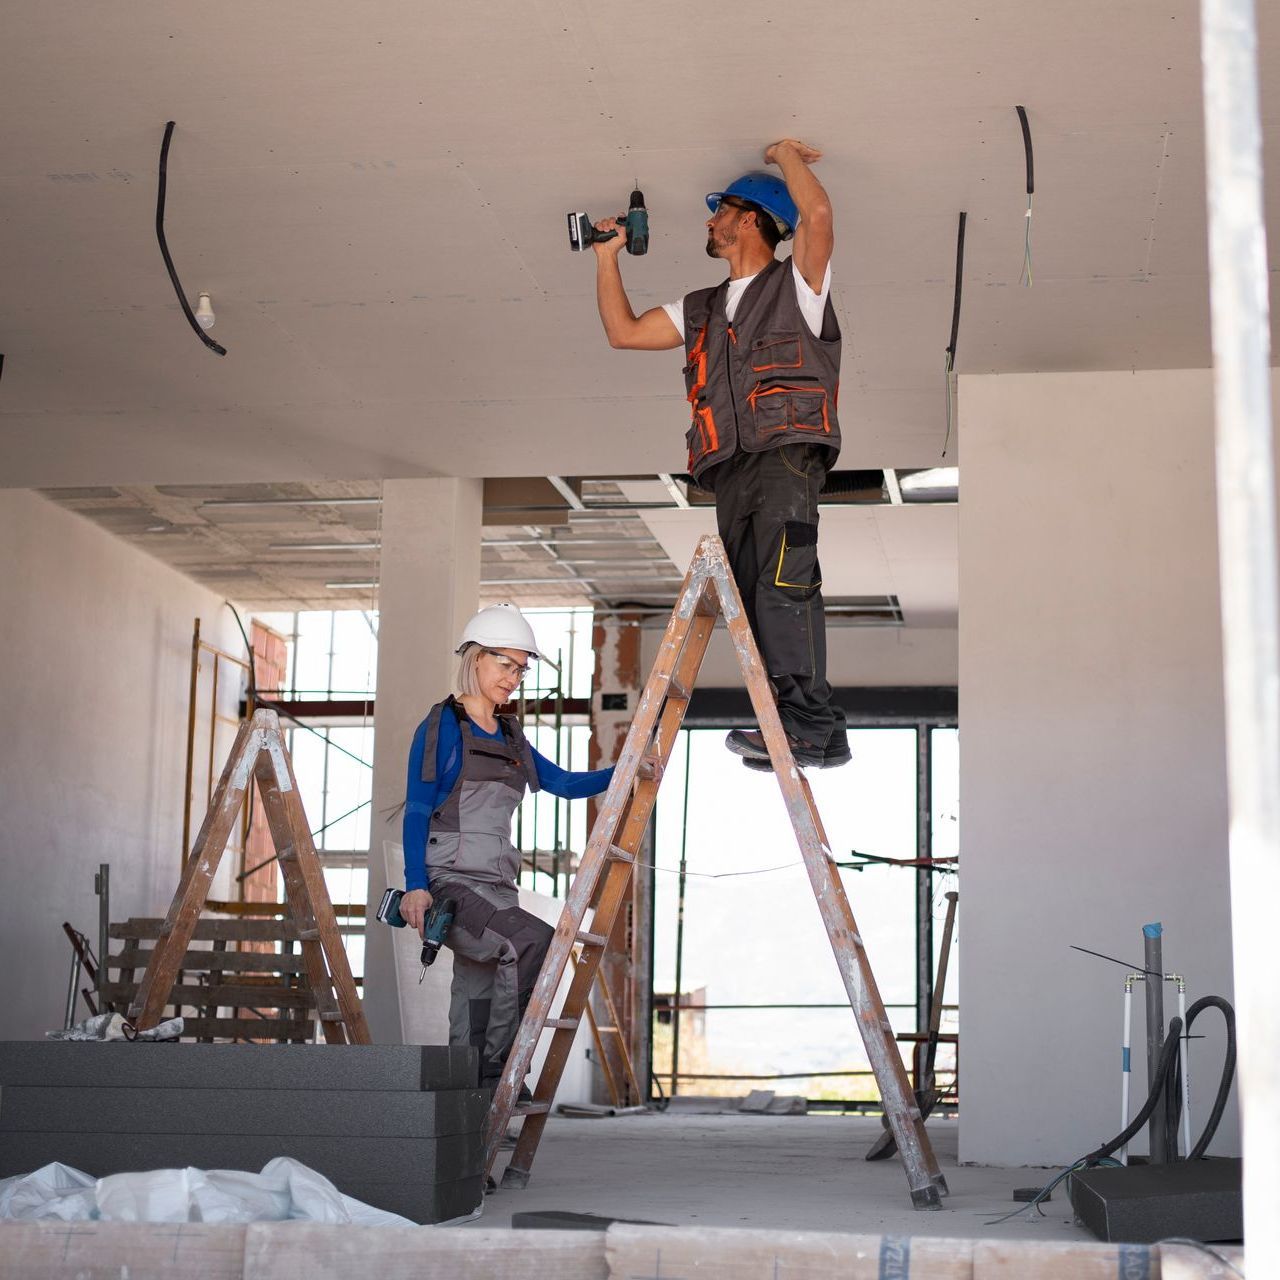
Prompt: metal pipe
<box><xmin>915</xmin><ymin>723</ymin><xmax>933</xmax><ymax>1093</ymax></box>
<box><xmin>1176</xmin><ymin>978</ymin><xmax>1193</xmax><ymax>1157</ymax></box>
<box><xmin>1201</xmin><ymin>0</ymin><xmax>1280</xmax><ymax>1266</ymax></box>
<box><xmin>1142</xmin><ymin>923</ymin><xmax>1167</xmax><ymax>1163</ymax></box>
<box><xmin>182</xmin><ymin>617</ymin><xmax>200</xmax><ymax>870</ymax></box>
<box><xmin>670</xmin><ymin>732</ymin><xmax>693</xmax><ymax>1097</ymax></box>
<box><xmin>1121</xmin><ymin>977</ymin><xmax>1136</xmax><ymax>1165</ymax></box>
<box><xmin>94</xmin><ymin>863</ymin><xmax>109</xmax><ymax>1002</ymax></box>
<box><xmin>64</xmin><ymin>952</ymin><xmax>83</xmax><ymax>1029</ymax></box>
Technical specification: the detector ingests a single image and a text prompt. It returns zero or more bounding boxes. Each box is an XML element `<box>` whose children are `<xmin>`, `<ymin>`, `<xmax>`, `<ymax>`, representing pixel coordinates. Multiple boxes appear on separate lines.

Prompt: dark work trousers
<box><xmin>709</xmin><ymin>443</ymin><xmax>847</xmax><ymax>751</ymax></box>
<box><xmin>429</xmin><ymin>874</ymin><xmax>554</xmax><ymax>1084</ymax></box>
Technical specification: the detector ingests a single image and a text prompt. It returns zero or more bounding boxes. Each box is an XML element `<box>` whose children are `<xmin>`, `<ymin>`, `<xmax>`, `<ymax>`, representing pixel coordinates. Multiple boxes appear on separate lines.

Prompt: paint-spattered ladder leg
<box><xmin>484</xmin><ymin>568</ymin><xmax>720</xmax><ymax>1186</ymax></box>
<box><xmin>130</xmin><ymin>719</ymin><xmax>259</xmax><ymax>1029</ymax></box>
<box><xmin>708</xmin><ymin>534</ymin><xmax>948</xmax><ymax>1209</ymax></box>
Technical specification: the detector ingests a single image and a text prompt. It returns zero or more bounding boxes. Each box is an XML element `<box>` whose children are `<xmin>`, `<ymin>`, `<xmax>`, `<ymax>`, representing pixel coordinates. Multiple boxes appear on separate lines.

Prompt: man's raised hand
<box><xmin>765</xmin><ymin>139</ymin><xmax>823</xmax><ymax>166</ymax></box>
<box><xmin>591</xmin><ymin>214</ymin><xmax>629</xmax><ymax>257</ymax></box>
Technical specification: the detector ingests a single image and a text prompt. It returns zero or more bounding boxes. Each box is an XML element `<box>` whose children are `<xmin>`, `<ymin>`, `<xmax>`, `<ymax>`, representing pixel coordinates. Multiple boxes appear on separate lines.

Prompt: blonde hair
<box><xmin>455</xmin><ymin>643</ymin><xmax>483</xmax><ymax>697</ymax></box>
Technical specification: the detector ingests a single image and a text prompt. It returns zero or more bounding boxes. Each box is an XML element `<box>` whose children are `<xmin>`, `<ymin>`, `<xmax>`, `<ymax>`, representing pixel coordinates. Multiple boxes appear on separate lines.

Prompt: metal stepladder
<box><xmin>485</xmin><ymin>535</ymin><xmax>948</xmax><ymax>1209</ymax></box>
<box><xmin>129</xmin><ymin>708</ymin><xmax>370</xmax><ymax>1044</ymax></box>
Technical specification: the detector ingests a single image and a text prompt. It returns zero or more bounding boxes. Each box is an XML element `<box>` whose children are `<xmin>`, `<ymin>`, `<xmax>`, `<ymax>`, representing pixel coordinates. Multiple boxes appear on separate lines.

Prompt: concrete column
<box><xmin>364</xmin><ymin>478</ymin><xmax>483</xmax><ymax>1045</ymax></box>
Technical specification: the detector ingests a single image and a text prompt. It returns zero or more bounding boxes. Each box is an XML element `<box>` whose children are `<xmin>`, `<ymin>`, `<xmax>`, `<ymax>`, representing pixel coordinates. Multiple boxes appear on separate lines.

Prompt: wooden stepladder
<box><xmin>129</xmin><ymin>709</ymin><xmax>370</xmax><ymax>1044</ymax></box>
<box><xmin>486</xmin><ymin>535</ymin><xmax>948</xmax><ymax>1209</ymax></box>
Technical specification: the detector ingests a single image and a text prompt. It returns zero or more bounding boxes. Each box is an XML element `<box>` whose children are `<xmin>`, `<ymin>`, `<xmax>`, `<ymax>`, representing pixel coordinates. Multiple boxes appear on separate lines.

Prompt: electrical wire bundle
<box><xmin>986</xmin><ymin>996</ymin><xmax>1237</xmax><ymax>1243</ymax></box>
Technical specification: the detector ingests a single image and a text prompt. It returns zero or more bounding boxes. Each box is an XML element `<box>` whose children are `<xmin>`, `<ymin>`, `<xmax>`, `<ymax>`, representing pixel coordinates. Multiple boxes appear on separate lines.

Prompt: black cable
<box><xmin>946</xmin><ymin>212</ymin><xmax>967</xmax><ymax>365</ymax></box>
<box><xmin>1184</xmin><ymin>996</ymin><xmax>1236</xmax><ymax>1161</ymax></box>
<box><xmin>224</xmin><ymin>601</ymin><xmax>258</xmax><ymax>708</ymax></box>
<box><xmin>1069</xmin><ymin>943</ymin><xmax>1162</xmax><ymax>978</ymax></box>
<box><xmin>650</xmin><ymin>1068</ymin><xmax>670</xmax><ymax>1112</ymax></box>
<box><xmin>1084</xmin><ymin>996</ymin><xmax>1236</xmax><ymax>1165</ymax></box>
<box><xmin>989</xmin><ymin>996</ymin><xmax>1236</xmax><ymax>1229</ymax></box>
<box><xmin>1015</xmin><ymin>105</ymin><xmax>1034</xmax><ymax>194</ymax></box>
<box><xmin>941</xmin><ymin>211</ymin><xmax>967</xmax><ymax>458</ymax></box>
<box><xmin>156</xmin><ymin>121</ymin><xmax>226</xmax><ymax>357</ymax></box>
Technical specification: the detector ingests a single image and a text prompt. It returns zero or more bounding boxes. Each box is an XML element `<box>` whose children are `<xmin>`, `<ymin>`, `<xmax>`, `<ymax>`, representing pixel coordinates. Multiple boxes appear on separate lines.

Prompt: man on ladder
<box><xmin>591</xmin><ymin>138</ymin><xmax>849</xmax><ymax>772</ymax></box>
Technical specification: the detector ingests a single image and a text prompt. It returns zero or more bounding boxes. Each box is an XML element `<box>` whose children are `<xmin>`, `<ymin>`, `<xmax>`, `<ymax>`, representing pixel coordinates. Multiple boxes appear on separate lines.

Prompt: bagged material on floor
<box><xmin>0</xmin><ymin>1157</ymin><xmax>412</xmax><ymax>1226</ymax></box>
<box><xmin>45</xmin><ymin>1012</ymin><xmax>184</xmax><ymax>1042</ymax></box>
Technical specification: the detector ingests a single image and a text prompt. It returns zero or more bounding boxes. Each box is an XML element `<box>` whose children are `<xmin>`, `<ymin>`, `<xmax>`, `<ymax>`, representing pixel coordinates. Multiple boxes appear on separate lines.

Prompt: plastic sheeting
<box><xmin>0</xmin><ymin>1158</ymin><xmax>413</xmax><ymax>1226</ymax></box>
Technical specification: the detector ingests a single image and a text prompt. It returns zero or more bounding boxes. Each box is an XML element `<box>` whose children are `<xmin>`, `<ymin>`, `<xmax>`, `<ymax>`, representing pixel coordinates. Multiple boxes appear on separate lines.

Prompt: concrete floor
<box><xmin>469</xmin><ymin>1108</ymin><xmax>1091</xmax><ymax>1243</ymax></box>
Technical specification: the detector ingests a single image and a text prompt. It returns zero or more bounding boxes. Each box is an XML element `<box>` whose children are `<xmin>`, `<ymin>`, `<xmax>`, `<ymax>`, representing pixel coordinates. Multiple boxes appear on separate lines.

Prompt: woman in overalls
<box><xmin>400</xmin><ymin>603</ymin><xmax>613</xmax><ymax>1088</ymax></box>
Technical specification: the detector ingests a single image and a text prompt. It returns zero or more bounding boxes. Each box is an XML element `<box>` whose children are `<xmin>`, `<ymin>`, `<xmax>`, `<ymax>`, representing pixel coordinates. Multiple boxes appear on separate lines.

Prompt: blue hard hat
<box><xmin>706</xmin><ymin>172</ymin><xmax>797</xmax><ymax>240</ymax></box>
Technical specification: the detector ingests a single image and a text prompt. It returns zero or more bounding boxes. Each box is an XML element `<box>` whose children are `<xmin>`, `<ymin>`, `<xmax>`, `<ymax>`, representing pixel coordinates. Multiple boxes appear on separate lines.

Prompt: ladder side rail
<box><xmin>498</xmin><ymin>853</ymin><xmax>644</xmax><ymax>1181</ymax></box>
<box><xmin>495</xmin><ymin>621</ymin><xmax>717</xmax><ymax>1179</ymax></box>
<box><xmin>130</xmin><ymin>720</ymin><xmax>260</xmax><ymax>1027</ymax></box>
<box><xmin>254</xmin><ymin>715</ymin><xmax>371</xmax><ymax>1043</ymax></box>
<box><xmin>250</xmin><ymin>752</ymin><xmax>347</xmax><ymax>1045</ymax></box>
<box><xmin>491</xmin><ymin>616</ymin><xmax>721</xmax><ymax>1172</ymax></box>
<box><xmin>593</xmin><ymin>956</ymin><xmax>643</xmax><ymax>1104</ymax></box>
<box><xmin>573</xmin><ymin>951</ymin><xmax>622</xmax><ymax>1107</ymax></box>
<box><xmin>483</xmin><ymin>561</ymin><xmax>716</xmax><ymax>1158</ymax></box>
<box><xmin>709</xmin><ymin>539</ymin><xmax>945</xmax><ymax>1207</ymax></box>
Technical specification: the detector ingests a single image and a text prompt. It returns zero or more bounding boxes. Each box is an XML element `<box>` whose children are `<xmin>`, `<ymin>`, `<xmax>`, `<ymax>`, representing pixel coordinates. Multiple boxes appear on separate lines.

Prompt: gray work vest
<box><xmin>420</xmin><ymin>697</ymin><xmax>539</xmax><ymax>886</ymax></box>
<box><xmin>682</xmin><ymin>257</ymin><xmax>842</xmax><ymax>486</ymax></box>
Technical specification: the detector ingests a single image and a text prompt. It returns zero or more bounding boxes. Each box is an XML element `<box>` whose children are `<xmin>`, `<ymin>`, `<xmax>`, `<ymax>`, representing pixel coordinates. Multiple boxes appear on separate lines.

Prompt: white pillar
<box><xmin>364</xmin><ymin>478</ymin><xmax>483</xmax><ymax>1045</ymax></box>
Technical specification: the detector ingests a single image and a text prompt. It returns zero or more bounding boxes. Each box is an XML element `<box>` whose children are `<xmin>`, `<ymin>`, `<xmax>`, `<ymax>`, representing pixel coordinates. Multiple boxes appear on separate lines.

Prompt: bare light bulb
<box><xmin>194</xmin><ymin>292</ymin><xmax>215</xmax><ymax>330</ymax></box>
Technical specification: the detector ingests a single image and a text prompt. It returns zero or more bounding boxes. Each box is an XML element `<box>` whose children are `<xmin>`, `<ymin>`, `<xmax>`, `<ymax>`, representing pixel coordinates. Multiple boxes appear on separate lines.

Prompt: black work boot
<box><xmin>725</xmin><ymin>728</ymin><xmax>826</xmax><ymax>768</ymax></box>
<box><xmin>742</xmin><ymin>733</ymin><xmax>851</xmax><ymax>771</ymax></box>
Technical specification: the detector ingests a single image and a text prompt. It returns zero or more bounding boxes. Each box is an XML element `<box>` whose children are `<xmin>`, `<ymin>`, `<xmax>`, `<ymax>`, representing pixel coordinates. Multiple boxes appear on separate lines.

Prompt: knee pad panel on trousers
<box><xmin>468</xmin><ymin>998</ymin><xmax>492</xmax><ymax>1052</ymax></box>
<box><xmin>448</xmin><ymin>885</ymin><xmax>499</xmax><ymax>939</ymax></box>
<box><xmin>487</xmin><ymin>907</ymin><xmax>554</xmax><ymax>991</ymax></box>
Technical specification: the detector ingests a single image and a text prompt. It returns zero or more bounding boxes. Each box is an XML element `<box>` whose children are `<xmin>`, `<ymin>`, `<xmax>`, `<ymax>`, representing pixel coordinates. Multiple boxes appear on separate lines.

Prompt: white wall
<box><xmin>0</xmin><ymin>490</ymin><xmax>243</xmax><ymax>1040</ymax></box>
<box><xmin>958</xmin><ymin>371</ymin><xmax>1240</xmax><ymax>1165</ymax></box>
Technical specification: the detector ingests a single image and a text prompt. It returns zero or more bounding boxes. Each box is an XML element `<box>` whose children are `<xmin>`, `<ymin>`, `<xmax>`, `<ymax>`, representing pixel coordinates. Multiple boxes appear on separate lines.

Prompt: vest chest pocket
<box><xmin>747</xmin><ymin>380</ymin><xmax>831</xmax><ymax>437</ymax></box>
<box><xmin>750</xmin><ymin>333</ymin><xmax>803</xmax><ymax>373</ymax></box>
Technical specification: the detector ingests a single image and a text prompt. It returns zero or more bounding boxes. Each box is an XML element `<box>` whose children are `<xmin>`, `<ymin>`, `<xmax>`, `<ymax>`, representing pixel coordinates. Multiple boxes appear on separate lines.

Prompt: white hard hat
<box><xmin>455</xmin><ymin>603</ymin><xmax>542</xmax><ymax>660</ymax></box>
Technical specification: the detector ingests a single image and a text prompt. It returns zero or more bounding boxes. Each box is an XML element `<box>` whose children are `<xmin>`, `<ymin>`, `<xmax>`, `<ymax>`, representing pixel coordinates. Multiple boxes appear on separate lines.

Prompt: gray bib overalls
<box><xmin>420</xmin><ymin>697</ymin><xmax>554</xmax><ymax>1084</ymax></box>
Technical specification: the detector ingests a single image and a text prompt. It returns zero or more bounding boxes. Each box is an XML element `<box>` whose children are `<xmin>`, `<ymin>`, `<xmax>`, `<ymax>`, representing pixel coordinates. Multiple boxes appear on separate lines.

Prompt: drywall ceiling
<box><xmin>4</xmin><ymin>1</ymin><xmax>1276</xmax><ymax>492</ymax></box>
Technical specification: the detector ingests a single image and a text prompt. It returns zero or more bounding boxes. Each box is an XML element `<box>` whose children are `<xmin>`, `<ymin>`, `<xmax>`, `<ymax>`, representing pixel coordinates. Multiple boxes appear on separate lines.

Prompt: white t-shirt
<box><xmin>661</xmin><ymin>260</ymin><xmax>832</xmax><ymax>341</ymax></box>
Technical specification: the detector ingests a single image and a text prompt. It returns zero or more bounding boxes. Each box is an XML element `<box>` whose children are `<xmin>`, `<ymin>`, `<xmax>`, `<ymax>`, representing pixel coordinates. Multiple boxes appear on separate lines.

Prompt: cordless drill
<box><xmin>567</xmin><ymin>188</ymin><xmax>649</xmax><ymax>255</ymax></box>
<box><xmin>376</xmin><ymin>888</ymin><xmax>456</xmax><ymax>967</ymax></box>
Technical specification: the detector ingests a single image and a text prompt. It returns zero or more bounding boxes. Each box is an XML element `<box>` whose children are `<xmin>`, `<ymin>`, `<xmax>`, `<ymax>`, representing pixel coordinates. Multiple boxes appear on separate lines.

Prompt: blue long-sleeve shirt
<box><xmin>403</xmin><ymin>709</ymin><xmax>614</xmax><ymax>891</ymax></box>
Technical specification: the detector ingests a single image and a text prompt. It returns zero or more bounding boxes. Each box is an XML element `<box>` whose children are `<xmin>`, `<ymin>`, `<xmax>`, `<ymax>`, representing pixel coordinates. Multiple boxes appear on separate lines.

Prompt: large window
<box><xmin>652</xmin><ymin>724</ymin><xmax>957</xmax><ymax>1106</ymax></box>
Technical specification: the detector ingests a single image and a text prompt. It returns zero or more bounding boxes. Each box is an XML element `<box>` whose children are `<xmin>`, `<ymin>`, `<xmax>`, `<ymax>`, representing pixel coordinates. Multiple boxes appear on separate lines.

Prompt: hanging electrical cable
<box><xmin>155</xmin><ymin>121</ymin><xmax>227</xmax><ymax>357</ymax></box>
<box><xmin>1016</xmin><ymin>105</ymin><xmax>1035</xmax><ymax>286</ymax></box>
<box><xmin>942</xmin><ymin>211</ymin><xmax>967</xmax><ymax>458</ymax></box>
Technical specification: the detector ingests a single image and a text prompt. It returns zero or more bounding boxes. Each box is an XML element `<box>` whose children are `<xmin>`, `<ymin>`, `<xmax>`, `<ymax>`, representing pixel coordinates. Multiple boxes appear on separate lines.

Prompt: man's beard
<box><xmin>705</xmin><ymin>229</ymin><xmax>735</xmax><ymax>259</ymax></box>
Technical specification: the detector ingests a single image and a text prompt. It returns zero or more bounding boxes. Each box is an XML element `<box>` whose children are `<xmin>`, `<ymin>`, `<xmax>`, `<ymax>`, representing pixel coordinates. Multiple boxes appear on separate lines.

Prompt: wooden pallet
<box><xmin>104</xmin><ymin>915</ymin><xmax>351</xmax><ymax>1042</ymax></box>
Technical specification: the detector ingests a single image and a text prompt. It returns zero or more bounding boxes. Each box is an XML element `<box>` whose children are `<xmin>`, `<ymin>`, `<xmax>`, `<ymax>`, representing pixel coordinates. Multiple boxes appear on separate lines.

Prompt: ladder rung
<box><xmin>298</xmin><ymin>929</ymin><xmax>320</xmax><ymax>941</ymax></box>
<box><xmin>596</xmin><ymin>1024</ymin><xmax>619</xmax><ymax>1034</ymax></box>
<box><xmin>546</xmin><ymin>1017</ymin><xmax>580</xmax><ymax>1030</ymax></box>
<box><xmin>607</xmin><ymin>844</ymin><xmax>635</xmax><ymax>864</ymax></box>
<box><xmin>514</xmin><ymin>1101</ymin><xmax>551</xmax><ymax>1117</ymax></box>
<box><xmin>319</xmin><ymin>1012</ymin><xmax>345</xmax><ymax>1022</ymax></box>
<box><xmin>576</xmin><ymin>931</ymin><xmax>608</xmax><ymax>947</ymax></box>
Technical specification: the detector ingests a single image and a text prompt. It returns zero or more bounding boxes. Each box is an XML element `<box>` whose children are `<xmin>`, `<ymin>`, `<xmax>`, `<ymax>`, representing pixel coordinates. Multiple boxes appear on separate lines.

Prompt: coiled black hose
<box><xmin>1085</xmin><ymin>995</ymin><xmax>1236</xmax><ymax>1165</ymax></box>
